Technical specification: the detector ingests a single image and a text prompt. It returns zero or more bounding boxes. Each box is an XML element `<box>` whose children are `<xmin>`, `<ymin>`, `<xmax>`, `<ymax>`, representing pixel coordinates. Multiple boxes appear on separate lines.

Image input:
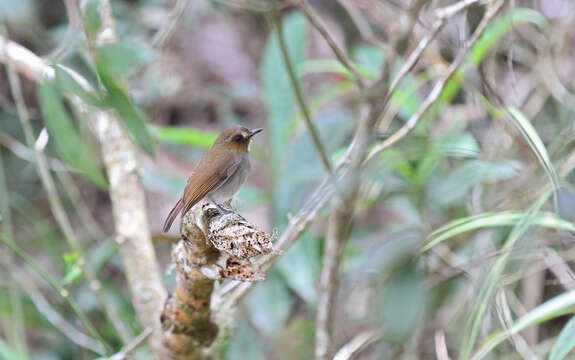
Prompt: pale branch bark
<box><xmin>151</xmin><ymin>0</ymin><xmax>192</xmax><ymax>48</ymax></box>
<box><xmin>160</xmin><ymin>201</ymin><xmax>272</xmax><ymax>359</ymax></box>
<box><xmin>76</xmin><ymin>0</ymin><xmax>168</xmax><ymax>355</ymax></box>
<box><xmin>109</xmin><ymin>326</ymin><xmax>154</xmax><ymax>360</ymax></box>
<box><xmin>315</xmin><ymin>204</ymin><xmax>354</xmax><ymax>360</ymax></box>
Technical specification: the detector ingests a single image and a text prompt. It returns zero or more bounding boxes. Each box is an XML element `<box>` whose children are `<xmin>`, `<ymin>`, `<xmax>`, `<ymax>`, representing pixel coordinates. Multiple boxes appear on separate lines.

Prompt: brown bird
<box><xmin>162</xmin><ymin>126</ymin><xmax>263</xmax><ymax>232</ymax></box>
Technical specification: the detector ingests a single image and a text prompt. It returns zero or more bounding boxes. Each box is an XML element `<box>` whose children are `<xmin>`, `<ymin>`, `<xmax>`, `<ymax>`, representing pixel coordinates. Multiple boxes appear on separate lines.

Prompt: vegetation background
<box><xmin>0</xmin><ymin>0</ymin><xmax>575</xmax><ymax>359</ymax></box>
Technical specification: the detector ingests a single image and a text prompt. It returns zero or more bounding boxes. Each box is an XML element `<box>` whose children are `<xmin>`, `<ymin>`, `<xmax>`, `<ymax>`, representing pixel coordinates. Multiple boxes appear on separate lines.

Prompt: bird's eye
<box><xmin>233</xmin><ymin>135</ymin><xmax>243</xmax><ymax>142</ymax></box>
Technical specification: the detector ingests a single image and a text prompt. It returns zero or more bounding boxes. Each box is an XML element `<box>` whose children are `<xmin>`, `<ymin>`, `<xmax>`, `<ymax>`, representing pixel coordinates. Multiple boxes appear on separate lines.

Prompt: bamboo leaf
<box><xmin>97</xmin><ymin>64</ymin><xmax>156</xmax><ymax>156</ymax></box>
<box><xmin>460</xmin><ymin>190</ymin><xmax>552</xmax><ymax>359</ymax></box>
<box><xmin>472</xmin><ymin>290</ymin><xmax>575</xmax><ymax>360</ymax></box>
<box><xmin>549</xmin><ymin>315</ymin><xmax>575</xmax><ymax>360</ymax></box>
<box><xmin>38</xmin><ymin>81</ymin><xmax>108</xmax><ymax>188</ymax></box>
<box><xmin>421</xmin><ymin>211</ymin><xmax>574</xmax><ymax>252</ymax></box>
<box><xmin>54</xmin><ymin>65</ymin><xmax>104</xmax><ymax>107</ymax></box>
<box><xmin>506</xmin><ymin>106</ymin><xmax>560</xmax><ymax>195</ymax></box>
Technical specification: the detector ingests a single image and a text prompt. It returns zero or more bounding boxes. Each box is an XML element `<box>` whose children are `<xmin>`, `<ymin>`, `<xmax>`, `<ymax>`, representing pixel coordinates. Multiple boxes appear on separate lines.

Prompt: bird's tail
<box><xmin>163</xmin><ymin>198</ymin><xmax>184</xmax><ymax>232</ymax></box>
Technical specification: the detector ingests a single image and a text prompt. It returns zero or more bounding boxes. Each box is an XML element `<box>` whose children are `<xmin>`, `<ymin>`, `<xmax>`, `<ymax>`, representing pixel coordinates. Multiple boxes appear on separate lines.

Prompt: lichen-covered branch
<box><xmin>160</xmin><ymin>201</ymin><xmax>272</xmax><ymax>359</ymax></box>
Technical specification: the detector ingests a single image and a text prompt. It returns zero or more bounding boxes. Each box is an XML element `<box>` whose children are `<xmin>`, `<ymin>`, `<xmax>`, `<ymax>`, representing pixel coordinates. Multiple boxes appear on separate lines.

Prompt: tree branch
<box><xmin>160</xmin><ymin>201</ymin><xmax>272</xmax><ymax>359</ymax></box>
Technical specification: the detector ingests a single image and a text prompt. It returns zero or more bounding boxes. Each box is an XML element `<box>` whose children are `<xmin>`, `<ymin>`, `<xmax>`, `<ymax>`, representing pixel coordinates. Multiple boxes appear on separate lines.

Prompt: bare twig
<box><xmin>544</xmin><ymin>247</ymin><xmax>575</xmax><ymax>290</ymax></box>
<box><xmin>435</xmin><ymin>0</ymin><xmax>489</xmax><ymax>19</ymax></box>
<box><xmin>434</xmin><ymin>330</ymin><xmax>450</xmax><ymax>360</ymax></box>
<box><xmin>496</xmin><ymin>290</ymin><xmax>538</xmax><ymax>359</ymax></box>
<box><xmin>333</xmin><ymin>330</ymin><xmax>379</xmax><ymax>360</ymax></box>
<box><xmin>151</xmin><ymin>0</ymin><xmax>192</xmax><ymax>48</ymax></box>
<box><xmin>335</xmin><ymin>0</ymin><xmax>380</xmax><ymax>46</ymax></box>
<box><xmin>315</xmin><ymin>204</ymin><xmax>355</xmax><ymax>360</ymax></box>
<box><xmin>365</xmin><ymin>0</ymin><xmax>505</xmax><ymax>163</ymax></box>
<box><xmin>109</xmin><ymin>326</ymin><xmax>154</xmax><ymax>360</ymax></box>
<box><xmin>0</xmin><ymin>131</ymin><xmax>67</xmax><ymax>171</ymax></box>
<box><xmin>0</xmin><ymin>148</ymin><xmax>27</xmax><ymax>359</ymax></box>
<box><xmin>296</xmin><ymin>0</ymin><xmax>364</xmax><ymax>88</ymax></box>
<box><xmin>271</xmin><ymin>4</ymin><xmax>333</xmax><ymax>174</ymax></box>
<box><xmin>13</xmin><ymin>269</ymin><xmax>105</xmax><ymax>355</ymax></box>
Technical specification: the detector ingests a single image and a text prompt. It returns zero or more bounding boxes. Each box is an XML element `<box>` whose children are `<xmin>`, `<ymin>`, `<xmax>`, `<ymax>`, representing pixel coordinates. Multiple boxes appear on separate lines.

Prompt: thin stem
<box><xmin>108</xmin><ymin>326</ymin><xmax>154</xmax><ymax>360</ymax></box>
<box><xmin>271</xmin><ymin>4</ymin><xmax>333</xmax><ymax>174</ymax></box>
<box><xmin>365</xmin><ymin>0</ymin><xmax>505</xmax><ymax>163</ymax></box>
<box><xmin>0</xmin><ymin>234</ymin><xmax>109</xmax><ymax>353</ymax></box>
<box><xmin>315</xmin><ymin>205</ymin><xmax>354</xmax><ymax>360</ymax></box>
<box><xmin>0</xmin><ymin>148</ymin><xmax>28</xmax><ymax>359</ymax></box>
<box><xmin>151</xmin><ymin>0</ymin><xmax>192</xmax><ymax>48</ymax></box>
<box><xmin>296</xmin><ymin>0</ymin><xmax>365</xmax><ymax>88</ymax></box>
<box><xmin>12</xmin><ymin>268</ymin><xmax>105</xmax><ymax>354</ymax></box>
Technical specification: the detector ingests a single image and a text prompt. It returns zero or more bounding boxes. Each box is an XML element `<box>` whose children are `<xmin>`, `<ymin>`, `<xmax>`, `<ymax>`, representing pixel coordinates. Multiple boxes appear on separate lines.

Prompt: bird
<box><xmin>162</xmin><ymin>126</ymin><xmax>263</xmax><ymax>232</ymax></box>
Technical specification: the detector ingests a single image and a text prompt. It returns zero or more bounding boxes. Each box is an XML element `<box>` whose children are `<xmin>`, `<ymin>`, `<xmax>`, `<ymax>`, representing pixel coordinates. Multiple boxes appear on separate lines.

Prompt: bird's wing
<box><xmin>182</xmin><ymin>156</ymin><xmax>242</xmax><ymax>215</ymax></box>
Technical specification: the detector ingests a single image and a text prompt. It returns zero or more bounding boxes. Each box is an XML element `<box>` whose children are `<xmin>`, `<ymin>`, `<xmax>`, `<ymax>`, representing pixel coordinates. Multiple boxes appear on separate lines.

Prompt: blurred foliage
<box><xmin>1</xmin><ymin>0</ymin><xmax>575</xmax><ymax>359</ymax></box>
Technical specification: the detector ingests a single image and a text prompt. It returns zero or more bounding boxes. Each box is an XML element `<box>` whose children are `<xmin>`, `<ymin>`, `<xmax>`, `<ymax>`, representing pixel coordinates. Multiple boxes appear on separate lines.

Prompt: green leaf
<box><xmin>506</xmin><ymin>106</ymin><xmax>560</xmax><ymax>196</ymax></box>
<box><xmin>82</xmin><ymin>0</ymin><xmax>102</xmax><ymax>36</ymax></box>
<box><xmin>61</xmin><ymin>252</ymin><xmax>83</xmax><ymax>286</ymax></box>
<box><xmin>245</xmin><ymin>272</ymin><xmax>292</xmax><ymax>337</ymax></box>
<box><xmin>428</xmin><ymin>160</ymin><xmax>521</xmax><ymax>206</ymax></box>
<box><xmin>96</xmin><ymin>41</ymin><xmax>153</xmax><ymax>79</ymax></box>
<box><xmin>38</xmin><ymin>81</ymin><xmax>108</xmax><ymax>188</ymax></box>
<box><xmin>276</xmin><ymin>233</ymin><xmax>320</xmax><ymax>304</ymax></box>
<box><xmin>226</xmin><ymin>321</ymin><xmax>265</xmax><ymax>360</ymax></box>
<box><xmin>299</xmin><ymin>59</ymin><xmax>351</xmax><ymax>78</ymax></box>
<box><xmin>0</xmin><ymin>338</ymin><xmax>18</xmax><ymax>360</ymax></box>
<box><xmin>473</xmin><ymin>290</ymin><xmax>575</xmax><ymax>360</ymax></box>
<box><xmin>549</xmin><ymin>315</ymin><xmax>575</xmax><ymax>360</ymax></box>
<box><xmin>54</xmin><ymin>65</ymin><xmax>104</xmax><ymax>107</ymax></box>
<box><xmin>352</xmin><ymin>44</ymin><xmax>384</xmax><ymax>78</ymax></box>
<box><xmin>97</xmin><ymin>64</ymin><xmax>156</xmax><ymax>156</ymax></box>
<box><xmin>261</xmin><ymin>11</ymin><xmax>307</xmax><ymax>221</ymax></box>
<box><xmin>150</xmin><ymin>125</ymin><xmax>217</xmax><ymax>148</ymax></box>
<box><xmin>378</xmin><ymin>265</ymin><xmax>425</xmax><ymax>344</ymax></box>
<box><xmin>422</xmin><ymin>210</ymin><xmax>575</xmax><ymax>252</ymax></box>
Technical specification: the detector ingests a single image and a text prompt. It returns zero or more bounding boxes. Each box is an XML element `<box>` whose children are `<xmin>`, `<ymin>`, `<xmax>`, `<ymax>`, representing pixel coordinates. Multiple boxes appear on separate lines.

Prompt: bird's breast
<box><xmin>209</xmin><ymin>154</ymin><xmax>251</xmax><ymax>202</ymax></box>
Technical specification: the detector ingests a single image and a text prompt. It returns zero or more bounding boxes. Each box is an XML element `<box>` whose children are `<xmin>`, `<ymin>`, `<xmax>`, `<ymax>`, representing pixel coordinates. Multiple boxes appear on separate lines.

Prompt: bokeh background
<box><xmin>1</xmin><ymin>0</ymin><xmax>575</xmax><ymax>359</ymax></box>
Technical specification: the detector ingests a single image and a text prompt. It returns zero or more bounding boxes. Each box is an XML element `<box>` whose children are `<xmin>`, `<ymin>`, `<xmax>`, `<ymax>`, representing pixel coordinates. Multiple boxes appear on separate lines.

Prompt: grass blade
<box><xmin>506</xmin><ymin>106</ymin><xmax>560</xmax><ymax>200</ymax></box>
<box><xmin>459</xmin><ymin>189</ymin><xmax>552</xmax><ymax>359</ymax></box>
<box><xmin>422</xmin><ymin>211</ymin><xmax>574</xmax><ymax>252</ymax></box>
<box><xmin>472</xmin><ymin>290</ymin><xmax>575</xmax><ymax>360</ymax></box>
<box><xmin>549</xmin><ymin>315</ymin><xmax>575</xmax><ymax>360</ymax></box>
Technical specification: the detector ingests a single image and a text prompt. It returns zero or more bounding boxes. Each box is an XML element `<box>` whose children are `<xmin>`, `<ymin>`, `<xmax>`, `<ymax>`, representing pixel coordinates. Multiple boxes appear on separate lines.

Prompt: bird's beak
<box><xmin>248</xmin><ymin>128</ymin><xmax>263</xmax><ymax>138</ymax></box>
